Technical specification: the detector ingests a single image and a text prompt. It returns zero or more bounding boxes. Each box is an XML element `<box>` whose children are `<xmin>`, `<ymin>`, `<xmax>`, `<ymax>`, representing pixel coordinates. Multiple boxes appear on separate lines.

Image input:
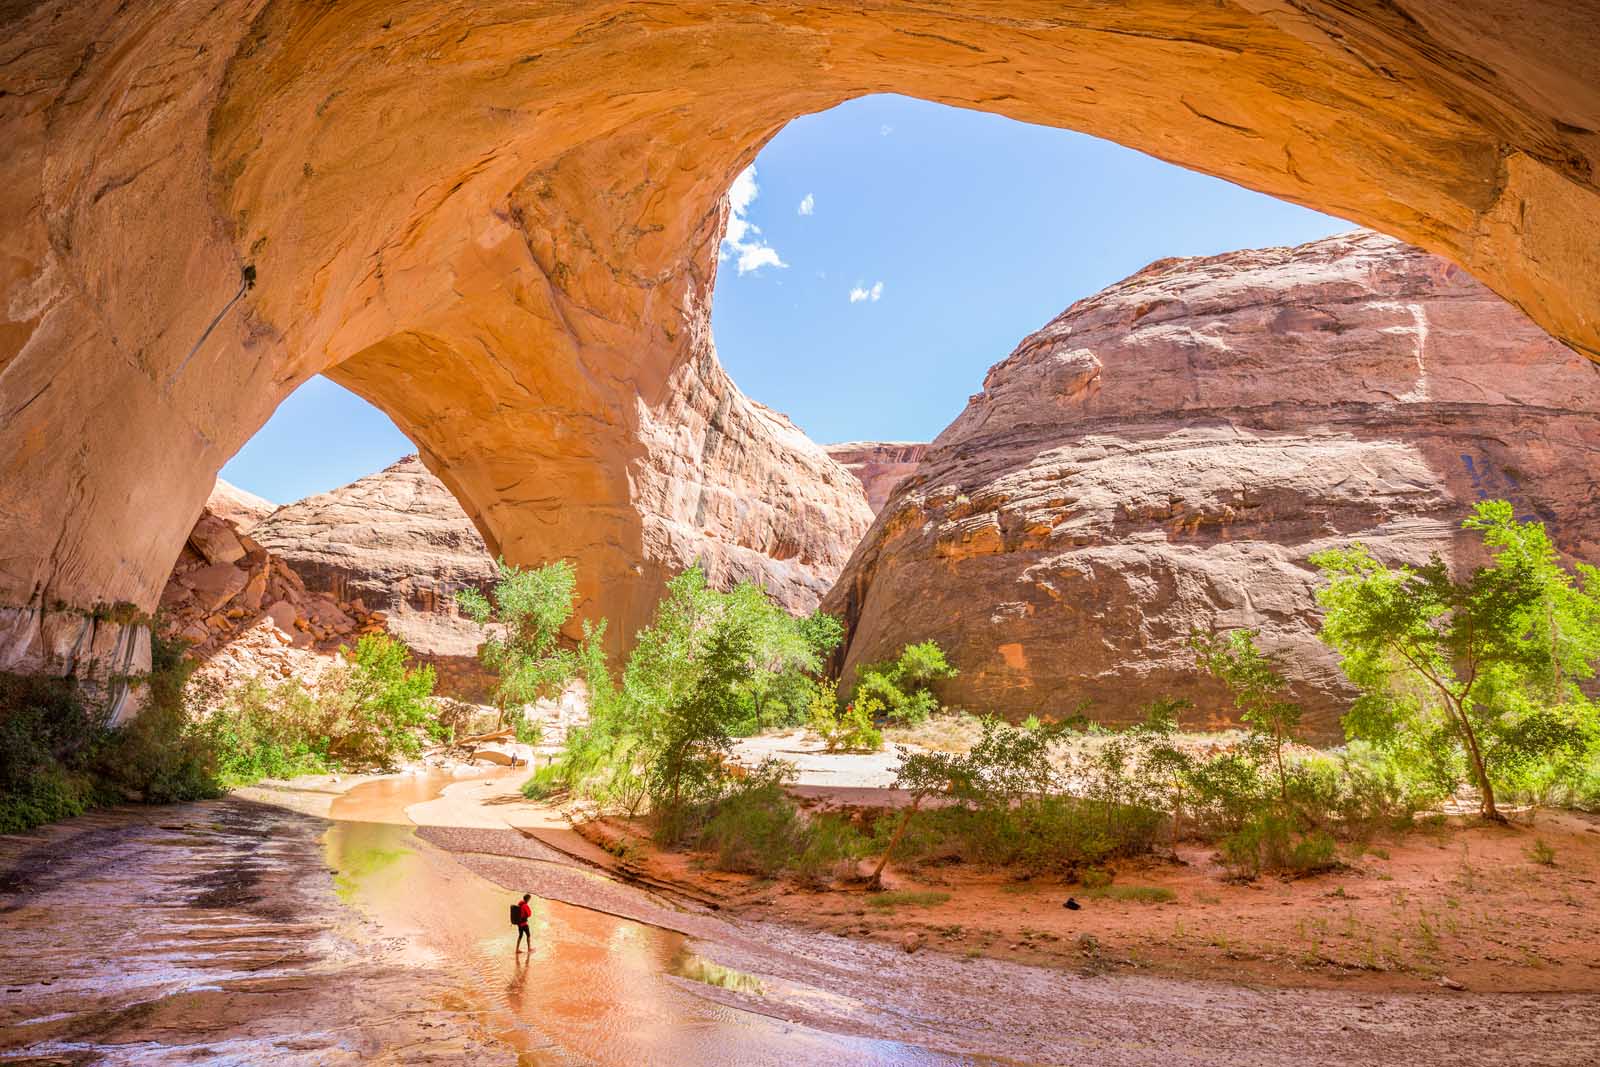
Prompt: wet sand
<box><xmin>0</xmin><ymin>797</ymin><xmax>515</xmax><ymax>1065</ymax></box>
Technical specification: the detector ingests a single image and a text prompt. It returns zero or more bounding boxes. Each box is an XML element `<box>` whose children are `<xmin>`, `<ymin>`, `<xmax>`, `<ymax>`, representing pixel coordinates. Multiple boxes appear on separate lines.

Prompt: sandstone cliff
<box><xmin>250</xmin><ymin>456</ymin><xmax>496</xmax><ymax>661</ymax></box>
<box><xmin>825</xmin><ymin>232</ymin><xmax>1600</xmax><ymax>739</ymax></box>
<box><xmin>5</xmin><ymin>0</ymin><xmax>1598</xmax><ymax>687</ymax></box>
<box><xmin>826</xmin><ymin>443</ymin><xmax>928</xmax><ymax>514</ymax></box>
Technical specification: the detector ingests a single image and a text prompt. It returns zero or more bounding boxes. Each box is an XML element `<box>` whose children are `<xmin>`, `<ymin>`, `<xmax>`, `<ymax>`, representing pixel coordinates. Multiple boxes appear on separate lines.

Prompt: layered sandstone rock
<box><xmin>4</xmin><ymin>1</ymin><xmax>1598</xmax><ymax>685</ymax></box>
<box><xmin>250</xmin><ymin>456</ymin><xmax>496</xmax><ymax>659</ymax></box>
<box><xmin>826</xmin><ymin>443</ymin><xmax>928</xmax><ymax>514</ymax></box>
<box><xmin>825</xmin><ymin>232</ymin><xmax>1600</xmax><ymax>738</ymax></box>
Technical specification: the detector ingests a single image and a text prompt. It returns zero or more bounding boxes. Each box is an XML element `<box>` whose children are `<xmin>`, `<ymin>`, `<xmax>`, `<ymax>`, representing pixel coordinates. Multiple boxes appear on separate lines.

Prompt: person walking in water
<box><xmin>511</xmin><ymin>893</ymin><xmax>533</xmax><ymax>952</ymax></box>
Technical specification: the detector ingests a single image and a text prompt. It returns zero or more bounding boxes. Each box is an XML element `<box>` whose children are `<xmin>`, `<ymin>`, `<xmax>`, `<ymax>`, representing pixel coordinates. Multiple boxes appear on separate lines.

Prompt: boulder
<box><xmin>184</xmin><ymin>562</ymin><xmax>249</xmax><ymax>614</ymax></box>
<box><xmin>187</xmin><ymin>514</ymin><xmax>246</xmax><ymax>566</ymax></box>
<box><xmin>471</xmin><ymin>742</ymin><xmax>535</xmax><ymax>767</ymax></box>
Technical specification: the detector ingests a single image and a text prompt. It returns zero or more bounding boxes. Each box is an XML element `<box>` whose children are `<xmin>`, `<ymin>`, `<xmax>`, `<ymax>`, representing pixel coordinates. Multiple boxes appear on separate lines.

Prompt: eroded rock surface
<box><xmin>251</xmin><ymin>456</ymin><xmax>496</xmax><ymax>658</ymax></box>
<box><xmin>3</xmin><ymin>0</ymin><xmax>1599</xmax><ymax>683</ymax></box>
<box><xmin>826</xmin><ymin>443</ymin><xmax>928</xmax><ymax>514</ymax></box>
<box><xmin>825</xmin><ymin>232</ymin><xmax>1600</xmax><ymax>737</ymax></box>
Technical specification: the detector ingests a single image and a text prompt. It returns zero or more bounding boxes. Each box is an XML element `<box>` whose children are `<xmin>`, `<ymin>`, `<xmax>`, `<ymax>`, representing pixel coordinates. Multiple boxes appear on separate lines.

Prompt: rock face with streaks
<box><xmin>825</xmin><ymin>233</ymin><xmax>1600</xmax><ymax>738</ymax></box>
<box><xmin>3</xmin><ymin>1</ymin><xmax>1599</xmax><ymax>684</ymax></box>
<box><xmin>250</xmin><ymin>456</ymin><xmax>498</xmax><ymax>661</ymax></box>
<box><xmin>826</xmin><ymin>443</ymin><xmax>928</xmax><ymax>514</ymax></box>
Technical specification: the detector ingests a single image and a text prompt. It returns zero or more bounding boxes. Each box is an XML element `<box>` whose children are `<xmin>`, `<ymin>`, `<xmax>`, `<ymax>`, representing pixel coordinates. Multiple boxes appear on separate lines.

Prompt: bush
<box><xmin>688</xmin><ymin>760</ymin><xmax>868</xmax><ymax>883</ymax></box>
<box><xmin>1219</xmin><ymin>811</ymin><xmax>1340</xmax><ymax>880</ymax></box>
<box><xmin>699</xmin><ymin>776</ymin><xmax>805</xmax><ymax>875</ymax></box>
<box><xmin>193</xmin><ymin>634</ymin><xmax>438</xmax><ymax>784</ymax></box>
<box><xmin>195</xmin><ymin>677</ymin><xmax>333</xmax><ymax>785</ymax></box>
<box><xmin>808</xmin><ymin>681</ymin><xmax>883</xmax><ymax>752</ymax></box>
<box><xmin>1</xmin><ymin>635</ymin><xmax>222</xmax><ymax>833</ymax></box>
<box><xmin>851</xmin><ymin>640</ymin><xmax>956</xmax><ymax>726</ymax></box>
<box><xmin>326</xmin><ymin>634</ymin><xmax>437</xmax><ymax>765</ymax></box>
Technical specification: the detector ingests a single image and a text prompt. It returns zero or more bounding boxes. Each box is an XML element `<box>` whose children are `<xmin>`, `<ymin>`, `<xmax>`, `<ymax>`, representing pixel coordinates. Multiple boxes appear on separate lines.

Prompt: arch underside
<box><xmin>2</xmin><ymin>0</ymin><xmax>1597</xmax><ymax>675</ymax></box>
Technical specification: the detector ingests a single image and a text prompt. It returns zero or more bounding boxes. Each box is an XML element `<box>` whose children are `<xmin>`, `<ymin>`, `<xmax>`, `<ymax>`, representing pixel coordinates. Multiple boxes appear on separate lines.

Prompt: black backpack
<box><xmin>510</xmin><ymin>902</ymin><xmax>523</xmax><ymax>926</ymax></box>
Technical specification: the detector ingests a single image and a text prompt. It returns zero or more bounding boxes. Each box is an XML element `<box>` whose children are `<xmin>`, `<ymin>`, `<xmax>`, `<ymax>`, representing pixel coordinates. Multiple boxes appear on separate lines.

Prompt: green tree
<box><xmin>458</xmin><ymin>558</ymin><xmax>585</xmax><ymax>732</ymax></box>
<box><xmin>1191</xmin><ymin>629</ymin><xmax>1303</xmax><ymax>809</ymax></box>
<box><xmin>336</xmin><ymin>633</ymin><xmax>437</xmax><ymax>763</ymax></box>
<box><xmin>1312</xmin><ymin>501</ymin><xmax>1600</xmax><ymax>822</ymax></box>
<box><xmin>852</xmin><ymin>639</ymin><xmax>957</xmax><ymax>725</ymax></box>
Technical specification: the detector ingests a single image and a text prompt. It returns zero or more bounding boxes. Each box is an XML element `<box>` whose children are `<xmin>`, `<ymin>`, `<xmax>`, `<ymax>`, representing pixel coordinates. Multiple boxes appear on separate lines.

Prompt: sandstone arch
<box><xmin>3</xmin><ymin>0</ymin><xmax>1597</xmax><ymax>678</ymax></box>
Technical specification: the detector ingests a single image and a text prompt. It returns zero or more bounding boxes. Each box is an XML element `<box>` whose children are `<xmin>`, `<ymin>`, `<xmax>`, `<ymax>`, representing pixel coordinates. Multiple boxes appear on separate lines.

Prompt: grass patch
<box><xmin>1081</xmin><ymin>884</ymin><xmax>1176</xmax><ymax>904</ymax></box>
<box><xmin>867</xmin><ymin>890</ymin><xmax>952</xmax><ymax>910</ymax></box>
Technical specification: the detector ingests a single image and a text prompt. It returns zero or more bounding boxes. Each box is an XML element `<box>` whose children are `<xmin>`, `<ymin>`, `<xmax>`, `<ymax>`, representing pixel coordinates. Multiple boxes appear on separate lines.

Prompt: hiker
<box><xmin>511</xmin><ymin>893</ymin><xmax>533</xmax><ymax>952</ymax></box>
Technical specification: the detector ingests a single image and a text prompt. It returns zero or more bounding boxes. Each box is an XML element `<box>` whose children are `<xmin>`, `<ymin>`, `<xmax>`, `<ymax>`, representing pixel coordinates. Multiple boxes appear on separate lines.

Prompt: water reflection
<box><xmin>326</xmin><ymin>774</ymin><xmax>994</xmax><ymax>1066</ymax></box>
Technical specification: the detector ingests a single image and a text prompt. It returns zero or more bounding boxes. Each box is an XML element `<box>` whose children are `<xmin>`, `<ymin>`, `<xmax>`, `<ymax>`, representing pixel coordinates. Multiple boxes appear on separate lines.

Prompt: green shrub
<box><xmin>688</xmin><ymin>760</ymin><xmax>867</xmax><ymax>883</ymax></box>
<box><xmin>1220</xmin><ymin>811</ymin><xmax>1340</xmax><ymax>880</ymax></box>
<box><xmin>808</xmin><ymin>681</ymin><xmax>883</xmax><ymax>752</ymax></box>
<box><xmin>1527</xmin><ymin>837</ymin><xmax>1556</xmax><ymax>866</ymax></box>
<box><xmin>1</xmin><ymin>634</ymin><xmax>222</xmax><ymax>833</ymax></box>
<box><xmin>700</xmin><ymin>778</ymin><xmax>804</xmax><ymax>875</ymax></box>
<box><xmin>791</xmin><ymin>811</ymin><xmax>869</xmax><ymax>885</ymax></box>
<box><xmin>851</xmin><ymin>640</ymin><xmax>956</xmax><ymax>726</ymax></box>
<box><xmin>325</xmin><ymin>634</ymin><xmax>437</xmax><ymax>765</ymax></box>
<box><xmin>0</xmin><ymin>766</ymin><xmax>97</xmax><ymax>834</ymax></box>
<box><xmin>195</xmin><ymin>677</ymin><xmax>333</xmax><ymax>786</ymax></box>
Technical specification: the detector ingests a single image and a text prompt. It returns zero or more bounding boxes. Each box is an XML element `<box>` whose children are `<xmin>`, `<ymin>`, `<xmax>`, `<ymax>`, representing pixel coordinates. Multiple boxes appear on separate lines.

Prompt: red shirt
<box><xmin>515</xmin><ymin>901</ymin><xmax>532</xmax><ymax>923</ymax></box>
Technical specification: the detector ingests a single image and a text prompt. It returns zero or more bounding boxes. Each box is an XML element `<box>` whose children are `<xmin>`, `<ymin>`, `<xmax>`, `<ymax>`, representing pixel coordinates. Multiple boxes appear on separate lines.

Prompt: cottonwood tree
<box><xmin>1312</xmin><ymin>501</ymin><xmax>1600</xmax><ymax>822</ymax></box>
<box><xmin>457</xmin><ymin>558</ymin><xmax>584</xmax><ymax>734</ymax></box>
<box><xmin>1191</xmin><ymin>629</ymin><xmax>1304</xmax><ymax>810</ymax></box>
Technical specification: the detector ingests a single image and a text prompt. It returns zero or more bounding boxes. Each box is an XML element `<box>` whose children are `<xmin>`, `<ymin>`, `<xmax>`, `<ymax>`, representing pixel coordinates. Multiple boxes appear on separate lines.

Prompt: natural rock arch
<box><xmin>3</xmin><ymin>0</ymin><xmax>1597</xmax><ymax>679</ymax></box>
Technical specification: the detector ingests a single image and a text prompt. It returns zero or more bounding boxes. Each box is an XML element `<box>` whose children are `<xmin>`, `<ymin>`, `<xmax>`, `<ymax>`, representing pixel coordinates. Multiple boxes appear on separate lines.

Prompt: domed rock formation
<box><xmin>3</xmin><ymin>1</ymin><xmax>1598</xmax><ymax>684</ymax></box>
<box><xmin>826</xmin><ymin>443</ymin><xmax>928</xmax><ymax>515</ymax></box>
<box><xmin>249</xmin><ymin>456</ymin><xmax>498</xmax><ymax>662</ymax></box>
<box><xmin>824</xmin><ymin>232</ymin><xmax>1600</xmax><ymax>738</ymax></box>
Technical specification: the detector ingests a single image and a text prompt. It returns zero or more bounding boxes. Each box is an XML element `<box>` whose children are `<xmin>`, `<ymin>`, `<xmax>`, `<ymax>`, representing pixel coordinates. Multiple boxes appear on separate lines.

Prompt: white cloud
<box><xmin>849</xmin><ymin>280</ymin><xmax>885</xmax><ymax>304</ymax></box>
<box><xmin>879</xmin><ymin>124</ymin><xmax>894</xmax><ymax>136</ymax></box>
<box><xmin>720</xmin><ymin>165</ymin><xmax>786</xmax><ymax>276</ymax></box>
<box><xmin>797</xmin><ymin>192</ymin><xmax>814</xmax><ymax>216</ymax></box>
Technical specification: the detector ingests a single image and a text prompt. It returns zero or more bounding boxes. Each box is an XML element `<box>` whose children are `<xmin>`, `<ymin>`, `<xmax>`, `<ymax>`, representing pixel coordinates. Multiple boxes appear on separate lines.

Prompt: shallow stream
<box><xmin>323</xmin><ymin>773</ymin><xmax>984</xmax><ymax>1065</ymax></box>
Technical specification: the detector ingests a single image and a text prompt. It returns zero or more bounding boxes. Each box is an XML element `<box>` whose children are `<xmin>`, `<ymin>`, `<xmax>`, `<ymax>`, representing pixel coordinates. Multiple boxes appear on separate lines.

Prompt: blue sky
<box><xmin>224</xmin><ymin>94</ymin><xmax>1351</xmax><ymax>504</ymax></box>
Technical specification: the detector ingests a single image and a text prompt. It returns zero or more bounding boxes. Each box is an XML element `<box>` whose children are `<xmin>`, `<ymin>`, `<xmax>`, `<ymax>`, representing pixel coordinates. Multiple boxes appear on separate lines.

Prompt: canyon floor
<box><xmin>3</xmin><ymin>758</ymin><xmax>1597</xmax><ymax>1065</ymax></box>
